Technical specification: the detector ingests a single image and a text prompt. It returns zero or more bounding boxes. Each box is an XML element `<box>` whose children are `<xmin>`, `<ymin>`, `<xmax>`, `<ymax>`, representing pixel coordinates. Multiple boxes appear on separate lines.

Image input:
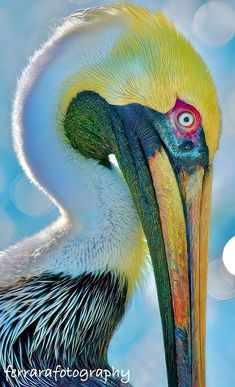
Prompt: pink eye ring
<box><xmin>168</xmin><ymin>99</ymin><xmax>202</xmax><ymax>137</ymax></box>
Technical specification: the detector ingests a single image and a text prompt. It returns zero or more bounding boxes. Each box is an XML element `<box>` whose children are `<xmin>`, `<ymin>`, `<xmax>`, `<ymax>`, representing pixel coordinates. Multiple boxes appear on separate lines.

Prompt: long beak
<box><xmin>149</xmin><ymin>147</ymin><xmax>212</xmax><ymax>386</ymax></box>
<box><xmin>64</xmin><ymin>91</ymin><xmax>213</xmax><ymax>385</ymax></box>
<box><xmin>112</xmin><ymin>103</ymin><xmax>212</xmax><ymax>387</ymax></box>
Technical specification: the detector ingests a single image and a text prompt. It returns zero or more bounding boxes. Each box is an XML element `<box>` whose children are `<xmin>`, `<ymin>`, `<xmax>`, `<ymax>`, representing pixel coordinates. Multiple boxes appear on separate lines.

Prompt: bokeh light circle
<box><xmin>193</xmin><ymin>1</ymin><xmax>235</xmax><ymax>46</ymax></box>
<box><xmin>208</xmin><ymin>258</ymin><xmax>235</xmax><ymax>300</ymax></box>
<box><xmin>11</xmin><ymin>174</ymin><xmax>53</xmax><ymax>217</ymax></box>
<box><xmin>223</xmin><ymin>237</ymin><xmax>235</xmax><ymax>275</ymax></box>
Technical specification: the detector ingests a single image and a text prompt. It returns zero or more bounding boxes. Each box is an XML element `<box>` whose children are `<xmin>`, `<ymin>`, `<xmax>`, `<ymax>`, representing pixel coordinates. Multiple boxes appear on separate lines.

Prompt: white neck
<box><xmin>0</xmin><ymin>10</ymin><xmax>146</xmax><ymax>286</ymax></box>
<box><xmin>0</xmin><ymin>153</ymin><xmax>145</xmax><ymax>286</ymax></box>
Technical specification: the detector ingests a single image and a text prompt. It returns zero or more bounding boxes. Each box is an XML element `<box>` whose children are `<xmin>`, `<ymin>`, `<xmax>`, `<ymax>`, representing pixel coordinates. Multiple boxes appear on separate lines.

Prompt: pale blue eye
<box><xmin>178</xmin><ymin>112</ymin><xmax>195</xmax><ymax>127</ymax></box>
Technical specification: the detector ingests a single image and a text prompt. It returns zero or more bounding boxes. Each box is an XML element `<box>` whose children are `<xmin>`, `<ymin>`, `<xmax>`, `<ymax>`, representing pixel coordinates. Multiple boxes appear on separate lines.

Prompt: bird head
<box><xmin>13</xmin><ymin>4</ymin><xmax>221</xmax><ymax>386</ymax></box>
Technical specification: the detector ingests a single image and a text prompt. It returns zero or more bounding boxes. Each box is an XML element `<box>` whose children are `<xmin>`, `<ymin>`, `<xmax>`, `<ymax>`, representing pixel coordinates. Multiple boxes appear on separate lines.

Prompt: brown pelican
<box><xmin>0</xmin><ymin>3</ymin><xmax>220</xmax><ymax>387</ymax></box>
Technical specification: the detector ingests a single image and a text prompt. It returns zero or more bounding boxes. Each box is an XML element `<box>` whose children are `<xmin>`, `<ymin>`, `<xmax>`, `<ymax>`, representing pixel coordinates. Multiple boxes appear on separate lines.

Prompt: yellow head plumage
<box><xmin>61</xmin><ymin>3</ymin><xmax>221</xmax><ymax>158</ymax></box>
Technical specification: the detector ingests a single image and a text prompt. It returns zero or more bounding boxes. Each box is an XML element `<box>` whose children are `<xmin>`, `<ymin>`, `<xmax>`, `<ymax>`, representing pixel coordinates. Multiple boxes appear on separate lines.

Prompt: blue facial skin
<box><xmin>114</xmin><ymin>103</ymin><xmax>209</xmax><ymax>175</ymax></box>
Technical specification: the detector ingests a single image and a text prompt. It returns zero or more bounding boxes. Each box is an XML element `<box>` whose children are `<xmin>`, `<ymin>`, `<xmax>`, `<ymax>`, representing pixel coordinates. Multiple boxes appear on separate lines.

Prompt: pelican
<box><xmin>0</xmin><ymin>4</ymin><xmax>220</xmax><ymax>387</ymax></box>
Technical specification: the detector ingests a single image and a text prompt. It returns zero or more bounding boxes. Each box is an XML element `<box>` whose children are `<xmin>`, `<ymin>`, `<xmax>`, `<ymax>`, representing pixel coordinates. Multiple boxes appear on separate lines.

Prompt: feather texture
<box><xmin>0</xmin><ymin>272</ymin><xmax>131</xmax><ymax>387</ymax></box>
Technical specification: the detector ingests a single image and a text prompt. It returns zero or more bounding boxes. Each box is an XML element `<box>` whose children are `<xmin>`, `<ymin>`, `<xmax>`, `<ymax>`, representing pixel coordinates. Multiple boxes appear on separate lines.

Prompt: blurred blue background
<box><xmin>0</xmin><ymin>0</ymin><xmax>235</xmax><ymax>386</ymax></box>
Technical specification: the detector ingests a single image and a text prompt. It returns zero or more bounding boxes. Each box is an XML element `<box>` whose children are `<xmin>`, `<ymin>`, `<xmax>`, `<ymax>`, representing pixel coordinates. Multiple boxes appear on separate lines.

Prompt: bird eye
<box><xmin>167</xmin><ymin>99</ymin><xmax>202</xmax><ymax>137</ymax></box>
<box><xmin>177</xmin><ymin>112</ymin><xmax>195</xmax><ymax>128</ymax></box>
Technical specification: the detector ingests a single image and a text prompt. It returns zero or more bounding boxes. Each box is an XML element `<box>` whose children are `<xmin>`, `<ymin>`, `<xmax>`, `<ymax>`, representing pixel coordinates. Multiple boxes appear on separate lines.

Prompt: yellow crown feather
<box><xmin>60</xmin><ymin>3</ymin><xmax>221</xmax><ymax>157</ymax></box>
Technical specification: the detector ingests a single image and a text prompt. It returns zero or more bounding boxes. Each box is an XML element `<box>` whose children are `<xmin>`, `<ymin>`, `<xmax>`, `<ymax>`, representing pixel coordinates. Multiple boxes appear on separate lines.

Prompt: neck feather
<box><xmin>6</xmin><ymin>10</ymin><xmax>147</xmax><ymax>290</ymax></box>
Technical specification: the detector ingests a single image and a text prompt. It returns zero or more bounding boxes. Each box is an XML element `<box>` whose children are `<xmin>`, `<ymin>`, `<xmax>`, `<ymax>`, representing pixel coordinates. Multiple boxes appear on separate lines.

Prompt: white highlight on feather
<box><xmin>0</xmin><ymin>8</ymin><xmax>145</xmax><ymax>286</ymax></box>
